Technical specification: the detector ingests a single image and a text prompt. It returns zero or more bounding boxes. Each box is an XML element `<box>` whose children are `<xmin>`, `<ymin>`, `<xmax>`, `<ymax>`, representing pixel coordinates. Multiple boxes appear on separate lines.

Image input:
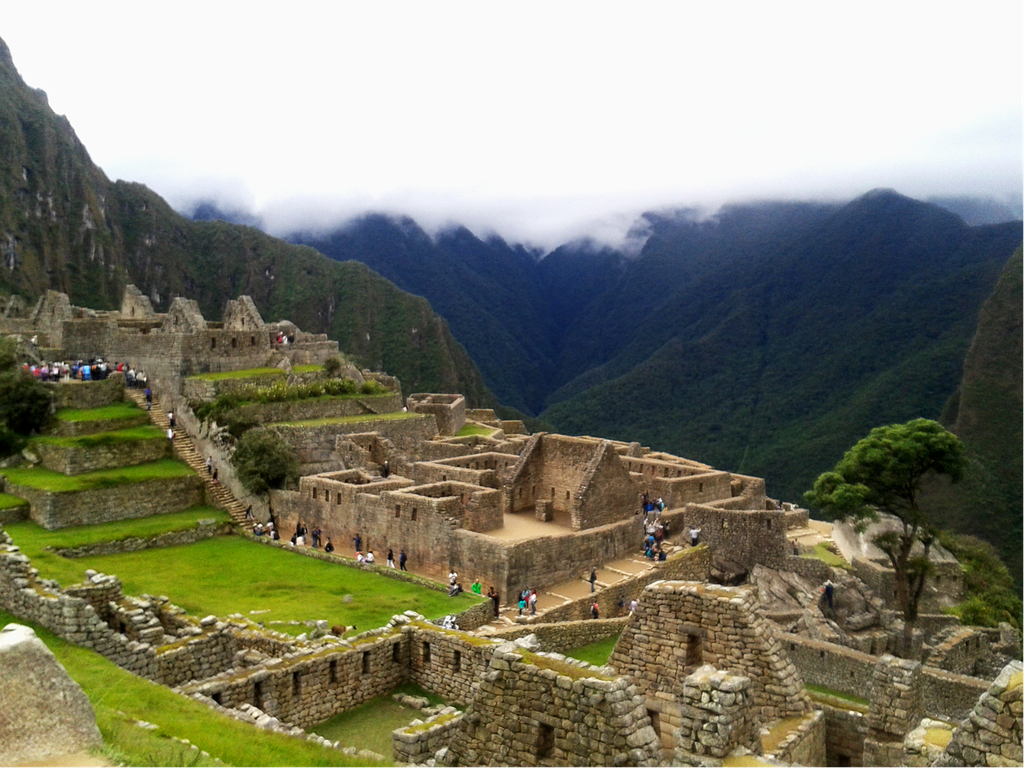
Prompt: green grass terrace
<box><xmin>0</xmin><ymin>458</ymin><xmax>196</xmax><ymax>492</ymax></box>
<box><xmin>1</xmin><ymin>516</ymin><xmax>482</xmax><ymax>637</ymax></box>
<box><xmin>275</xmin><ymin>412</ymin><xmax>423</xmax><ymax>428</ymax></box>
<box><xmin>55</xmin><ymin>402</ymin><xmax>146</xmax><ymax>422</ymax></box>
<box><xmin>187</xmin><ymin>364</ymin><xmax>322</xmax><ymax>382</ymax></box>
<box><xmin>30</xmin><ymin>425</ymin><xmax>166</xmax><ymax>448</ymax></box>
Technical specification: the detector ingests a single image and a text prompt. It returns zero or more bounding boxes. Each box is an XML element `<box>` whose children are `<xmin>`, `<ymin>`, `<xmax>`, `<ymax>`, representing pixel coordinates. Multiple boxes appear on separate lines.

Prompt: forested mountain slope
<box><xmin>0</xmin><ymin>37</ymin><xmax>493</xmax><ymax>404</ymax></box>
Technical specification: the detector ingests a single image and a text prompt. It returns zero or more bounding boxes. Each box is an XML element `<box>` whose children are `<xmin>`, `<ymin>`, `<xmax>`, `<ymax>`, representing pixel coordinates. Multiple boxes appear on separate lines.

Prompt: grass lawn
<box><xmin>30</xmin><ymin>425</ymin><xmax>166</xmax><ymax>448</ymax></box>
<box><xmin>805</xmin><ymin>683</ymin><xmax>869</xmax><ymax>709</ymax></box>
<box><xmin>56</xmin><ymin>402</ymin><xmax>145</xmax><ymax>422</ymax></box>
<box><xmin>276</xmin><ymin>412</ymin><xmax>422</xmax><ymax>428</ymax></box>
<box><xmin>0</xmin><ymin>609</ymin><xmax>371</xmax><ymax>767</ymax></box>
<box><xmin>292</xmin><ymin>364</ymin><xmax>323</xmax><ymax>373</ymax></box>
<box><xmin>311</xmin><ymin>683</ymin><xmax>447</xmax><ymax>758</ymax></box>
<box><xmin>0</xmin><ymin>492</ymin><xmax>29</xmax><ymax>511</ymax></box>
<box><xmin>564</xmin><ymin>633</ymin><xmax>620</xmax><ymax>667</ymax></box>
<box><xmin>0</xmin><ymin>458</ymin><xmax>195</xmax><ymax>492</ymax></box>
<box><xmin>188</xmin><ymin>367</ymin><xmax>286</xmax><ymax>382</ymax></box>
<box><xmin>6</xmin><ymin>533</ymin><xmax>481</xmax><ymax>635</ymax></box>
<box><xmin>801</xmin><ymin>542</ymin><xmax>852</xmax><ymax>570</ymax></box>
<box><xmin>455</xmin><ymin>424</ymin><xmax>494</xmax><ymax>437</ymax></box>
<box><xmin>4</xmin><ymin>507</ymin><xmax>229</xmax><ymax>580</ymax></box>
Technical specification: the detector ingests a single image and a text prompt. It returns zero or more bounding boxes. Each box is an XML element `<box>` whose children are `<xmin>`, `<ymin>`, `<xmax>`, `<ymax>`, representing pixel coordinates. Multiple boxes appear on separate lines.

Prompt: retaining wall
<box><xmin>48</xmin><ymin>375</ymin><xmax>125</xmax><ymax>410</ymax></box>
<box><xmin>32</xmin><ymin>435</ymin><xmax>169</xmax><ymax>475</ymax></box>
<box><xmin>9</xmin><ymin>474</ymin><xmax>205</xmax><ymax>529</ymax></box>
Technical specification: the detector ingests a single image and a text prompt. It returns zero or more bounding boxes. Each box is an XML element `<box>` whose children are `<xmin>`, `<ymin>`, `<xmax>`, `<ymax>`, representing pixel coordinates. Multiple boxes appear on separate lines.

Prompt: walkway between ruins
<box><xmin>126</xmin><ymin>389</ymin><xmax>251</xmax><ymax>529</ymax></box>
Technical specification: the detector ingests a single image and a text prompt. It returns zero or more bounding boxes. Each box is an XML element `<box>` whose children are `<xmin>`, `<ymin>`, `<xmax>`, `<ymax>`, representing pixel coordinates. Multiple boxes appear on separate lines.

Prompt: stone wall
<box><xmin>9</xmin><ymin>475</ymin><xmax>205</xmax><ymax>530</ymax></box>
<box><xmin>56</xmin><ymin>520</ymin><xmax>232</xmax><ymax>558</ymax></box>
<box><xmin>926</xmin><ymin>626</ymin><xmax>993</xmax><ymax>677</ymax></box>
<box><xmin>782</xmin><ymin>631</ymin><xmax>991</xmax><ymax>723</ymax></box>
<box><xmin>936</xmin><ymin>659</ymin><xmax>1022</xmax><ymax>768</ymax></box>
<box><xmin>407</xmin><ymin>393</ymin><xmax>466</xmax><ymax>436</ymax></box>
<box><xmin>505</xmin><ymin>434</ymin><xmax>637</xmax><ymax>530</ymax></box>
<box><xmin>489</xmin><ymin>617</ymin><xmax>629</xmax><ymax>654</ymax></box>
<box><xmin>611</xmin><ymin>582</ymin><xmax>809</xmax><ymax>724</ymax></box>
<box><xmin>682</xmin><ymin>503</ymin><xmax>789</xmax><ymax>570</ymax></box>
<box><xmin>409</xmin><ymin>625</ymin><xmax>501</xmax><ymax>706</ymax></box>
<box><xmin>54</xmin><ymin>412</ymin><xmax>150</xmax><ymax>437</ymax></box>
<box><xmin>32</xmin><ymin>434</ymin><xmax>169</xmax><ymax>475</ymax></box>
<box><xmin>274</xmin><ymin>414</ymin><xmax>437</xmax><ymax>461</ymax></box>
<box><xmin>393</xmin><ymin>711</ymin><xmax>464</xmax><ymax>765</ymax></box>
<box><xmin>818</xmin><ymin>700</ymin><xmax>867</xmax><ymax>766</ymax></box>
<box><xmin>446</xmin><ymin>643</ymin><xmax>663</xmax><ymax>766</ymax></box>
<box><xmin>48</xmin><ymin>375</ymin><xmax>125</xmax><ymax>410</ymax></box>
<box><xmin>227</xmin><ymin>393</ymin><xmax>403</xmax><ymax>426</ymax></box>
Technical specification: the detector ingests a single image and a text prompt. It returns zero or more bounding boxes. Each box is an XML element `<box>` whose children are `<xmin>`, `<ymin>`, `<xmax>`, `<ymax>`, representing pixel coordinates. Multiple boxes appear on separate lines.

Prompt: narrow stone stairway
<box><xmin>125</xmin><ymin>388</ymin><xmax>251</xmax><ymax>530</ymax></box>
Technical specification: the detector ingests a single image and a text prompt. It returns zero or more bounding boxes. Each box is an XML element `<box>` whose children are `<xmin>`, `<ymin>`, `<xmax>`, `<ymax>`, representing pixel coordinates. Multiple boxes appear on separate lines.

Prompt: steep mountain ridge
<box><xmin>0</xmin><ymin>36</ymin><xmax>493</xmax><ymax>404</ymax></box>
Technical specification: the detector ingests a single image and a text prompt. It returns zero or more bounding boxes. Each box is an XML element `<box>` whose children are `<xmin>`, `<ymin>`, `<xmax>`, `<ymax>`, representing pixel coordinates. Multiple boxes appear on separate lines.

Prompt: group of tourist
<box><xmin>350</xmin><ymin>532</ymin><xmax>408</xmax><ymax>571</ymax></box>
<box><xmin>22</xmin><ymin>357</ymin><xmax>149</xmax><ymax>387</ymax></box>
<box><xmin>517</xmin><ymin>587</ymin><xmax>539</xmax><ymax>615</ymax></box>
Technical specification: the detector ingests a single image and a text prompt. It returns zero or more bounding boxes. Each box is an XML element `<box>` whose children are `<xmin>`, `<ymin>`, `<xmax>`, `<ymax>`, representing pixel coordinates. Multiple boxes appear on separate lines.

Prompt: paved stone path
<box><xmin>126</xmin><ymin>389</ymin><xmax>251</xmax><ymax>530</ymax></box>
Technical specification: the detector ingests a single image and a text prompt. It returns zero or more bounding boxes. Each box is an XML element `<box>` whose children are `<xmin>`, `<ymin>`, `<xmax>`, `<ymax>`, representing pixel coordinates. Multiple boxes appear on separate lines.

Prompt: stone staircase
<box><xmin>125</xmin><ymin>389</ymin><xmax>251</xmax><ymax>530</ymax></box>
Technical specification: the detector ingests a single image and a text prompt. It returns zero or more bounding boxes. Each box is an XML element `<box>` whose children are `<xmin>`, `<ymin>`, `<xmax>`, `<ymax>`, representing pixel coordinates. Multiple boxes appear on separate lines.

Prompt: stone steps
<box><xmin>125</xmin><ymin>389</ymin><xmax>250</xmax><ymax>530</ymax></box>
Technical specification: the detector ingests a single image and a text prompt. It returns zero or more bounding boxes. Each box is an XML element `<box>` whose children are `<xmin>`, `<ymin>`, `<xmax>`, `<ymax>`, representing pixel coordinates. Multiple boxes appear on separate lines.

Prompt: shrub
<box><xmin>231</xmin><ymin>429</ymin><xmax>298</xmax><ymax>495</ymax></box>
<box><xmin>323</xmin><ymin>356</ymin><xmax>343</xmax><ymax>377</ymax></box>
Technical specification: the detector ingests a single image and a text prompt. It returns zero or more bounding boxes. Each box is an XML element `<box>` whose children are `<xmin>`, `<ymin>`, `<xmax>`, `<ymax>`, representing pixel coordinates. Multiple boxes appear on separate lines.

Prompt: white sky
<box><xmin>4</xmin><ymin>1</ymin><xmax>1022</xmax><ymax>249</ymax></box>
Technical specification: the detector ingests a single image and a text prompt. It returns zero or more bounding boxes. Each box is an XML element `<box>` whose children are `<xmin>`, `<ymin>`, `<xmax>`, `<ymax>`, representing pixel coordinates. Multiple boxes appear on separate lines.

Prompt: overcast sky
<box><xmin>4</xmin><ymin>2</ymin><xmax>1022</xmax><ymax>249</ymax></box>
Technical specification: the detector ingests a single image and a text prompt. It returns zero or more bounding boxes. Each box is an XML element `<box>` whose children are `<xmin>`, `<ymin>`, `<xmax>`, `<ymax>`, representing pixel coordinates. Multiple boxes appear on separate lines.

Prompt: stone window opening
<box><xmin>766</xmin><ymin>519</ymin><xmax>772</xmax><ymax>530</ymax></box>
<box><xmin>250</xmin><ymin>335</ymin><xmax>255</xmax><ymax>346</ymax></box>
<box><xmin>312</xmin><ymin>488</ymin><xmax>317</xmax><ymax>500</ymax></box>
<box><xmin>453</xmin><ymin>649</ymin><xmax>461</xmax><ymax>671</ymax></box>
<box><xmin>336</xmin><ymin>494</ymin><xmax>341</xmax><ymax>505</ymax></box>
<box><xmin>231</xmin><ymin>337</ymin><xmax>237</xmax><ymax>349</ymax></box>
<box><xmin>329</xmin><ymin>659</ymin><xmax>338</xmax><ymax>683</ymax></box>
<box><xmin>392</xmin><ymin>643</ymin><xmax>401</xmax><ymax>663</ymax></box>
<box><xmin>210</xmin><ymin>337</ymin><xmax>216</xmax><ymax>349</ymax></box>
<box><xmin>362</xmin><ymin>651</ymin><xmax>371</xmax><ymax>675</ymax></box>
<box><xmin>422</xmin><ymin>642</ymin><xmax>431</xmax><ymax>664</ymax></box>
<box><xmin>536</xmin><ymin>723</ymin><xmax>555</xmax><ymax>759</ymax></box>
<box><xmin>550</xmin><ymin>487</ymin><xmax>555</xmax><ymax>499</ymax></box>
<box><xmin>699</xmin><ymin>482</ymin><xmax>704</xmax><ymax>493</ymax></box>
<box><xmin>565</xmin><ymin>490</ymin><xmax>570</xmax><ymax>501</ymax></box>
<box><xmin>292</xmin><ymin>671</ymin><xmax>301</xmax><ymax>697</ymax></box>
<box><xmin>411</xmin><ymin>508</ymin><xmax>418</xmax><ymax>521</ymax></box>
<box><xmin>324</xmin><ymin>490</ymin><xmax>330</xmax><ymax>502</ymax></box>
<box><xmin>212</xmin><ymin>692</ymin><xmax>223</xmax><ymax>706</ymax></box>
<box><xmin>442</xmin><ymin>475</ymin><xmax>447</xmax><ymax>482</ymax></box>
<box><xmin>395</xmin><ymin>504</ymin><xmax>401</xmax><ymax>518</ymax></box>
<box><xmin>647</xmin><ymin>709</ymin><xmax>662</xmax><ymax>741</ymax></box>
<box><xmin>254</xmin><ymin>681</ymin><xmax>265</xmax><ymax>710</ymax></box>
<box><xmin>683</xmin><ymin>633</ymin><xmax>703</xmax><ymax>668</ymax></box>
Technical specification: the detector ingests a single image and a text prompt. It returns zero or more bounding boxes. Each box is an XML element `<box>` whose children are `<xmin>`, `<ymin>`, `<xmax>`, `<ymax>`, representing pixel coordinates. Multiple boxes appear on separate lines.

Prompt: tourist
<box><xmin>253</xmin><ymin>522</ymin><xmax>264</xmax><ymax>536</ymax></box>
<box><xmin>381</xmin><ymin>460</ymin><xmax>390</xmax><ymax>478</ymax></box>
<box><xmin>529</xmin><ymin>589</ymin><xmax>538</xmax><ymax>615</ymax></box>
<box><xmin>387</xmin><ymin>549</ymin><xmax>395</xmax><ymax>568</ymax></box>
<box><xmin>518</xmin><ymin>594</ymin><xmax>526</xmax><ymax>616</ymax></box>
<box><xmin>591</xmin><ymin>601</ymin><xmax>600</xmax><ymax>620</ymax></box>
<box><xmin>356</xmin><ymin>551</ymin><xmax>365</xmax><ymax>563</ymax></box>
<box><xmin>212</xmin><ymin>468</ymin><xmax>219</xmax><ymax>484</ymax></box>
<box><xmin>449</xmin><ymin>569</ymin><xmax>458</xmax><ymax>587</ymax></box>
<box><xmin>630</xmin><ymin>598</ymin><xmax>638</xmax><ymax>613</ymax></box>
<box><xmin>365</xmin><ymin>550</ymin><xmax>375</xmax><ymax>564</ymax></box>
<box><xmin>312</xmin><ymin>527</ymin><xmax>322</xmax><ymax>548</ymax></box>
<box><xmin>399</xmin><ymin>549</ymin><xmax>408</xmax><ymax>571</ymax></box>
<box><xmin>823</xmin><ymin>579</ymin><xmax>834</xmax><ymax>611</ymax></box>
<box><xmin>144</xmin><ymin>386</ymin><xmax>152</xmax><ymax>409</ymax></box>
<box><xmin>449</xmin><ymin>582</ymin><xmax>463</xmax><ymax>597</ymax></box>
<box><xmin>353</xmin><ymin>533</ymin><xmax>362</xmax><ymax>553</ymax></box>
<box><xmin>590</xmin><ymin>567</ymin><xmax>598</xmax><ymax>592</ymax></box>
<box><xmin>657</xmin><ymin>547</ymin><xmax>667</xmax><ymax>561</ymax></box>
<box><xmin>167</xmin><ymin>411</ymin><xmax>175</xmax><ymax>429</ymax></box>
<box><xmin>471</xmin><ymin>579</ymin><xmax>482</xmax><ymax>595</ymax></box>
<box><xmin>325</xmin><ymin>538</ymin><xmax>334</xmax><ymax>553</ymax></box>
<box><xmin>487</xmin><ymin>586</ymin><xmax>499</xmax><ymax>617</ymax></box>
<box><xmin>617</xmin><ymin>597</ymin><xmax>625</xmax><ymax>615</ymax></box>
<box><xmin>690</xmin><ymin>526</ymin><xmax>701</xmax><ymax>546</ymax></box>
<box><xmin>244</xmin><ymin>505</ymin><xmax>254</xmax><ymax>520</ymax></box>
<box><xmin>206</xmin><ymin>456</ymin><xmax>212</xmax><ymax>475</ymax></box>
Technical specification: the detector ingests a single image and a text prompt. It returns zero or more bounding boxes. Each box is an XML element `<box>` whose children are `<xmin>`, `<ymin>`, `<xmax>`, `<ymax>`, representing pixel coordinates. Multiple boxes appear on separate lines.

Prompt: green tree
<box><xmin>0</xmin><ymin>339</ymin><xmax>53</xmax><ymax>456</ymax></box>
<box><xmin>804</xmin><ymin>418</ymin><xmax>967</xmax><ymax>637</ymax></box>
<box><xmin>231</xmin><ymin>428</ymin><xmax>298</xmax><ymax>496</ymax></box>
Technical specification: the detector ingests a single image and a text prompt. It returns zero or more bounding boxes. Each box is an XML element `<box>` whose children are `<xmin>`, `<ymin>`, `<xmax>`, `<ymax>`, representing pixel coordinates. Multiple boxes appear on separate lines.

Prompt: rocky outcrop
<box><xmin>0</xmin><ymin>623</ymin><xmax>103</xmax><ymax>764</ymax></box>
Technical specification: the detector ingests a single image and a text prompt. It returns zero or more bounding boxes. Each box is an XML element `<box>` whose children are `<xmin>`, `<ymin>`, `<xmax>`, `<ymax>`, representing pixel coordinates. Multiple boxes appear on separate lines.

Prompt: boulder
<box><xmin>0</xmin><ymin>623</ymin><xmax>102</xmax><ymax>764</ymax></box>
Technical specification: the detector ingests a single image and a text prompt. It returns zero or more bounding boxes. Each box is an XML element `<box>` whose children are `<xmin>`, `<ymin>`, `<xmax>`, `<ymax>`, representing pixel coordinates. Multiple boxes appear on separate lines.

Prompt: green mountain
<box><xmin>0</xmin><ymin>37</ymin><xmax>493</xmax><ymax>404</ymax></box>
<box><xmin>924</xmin><ymin>247</ymin><xmax>1023</xmax><ymax>584</ymax></box>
